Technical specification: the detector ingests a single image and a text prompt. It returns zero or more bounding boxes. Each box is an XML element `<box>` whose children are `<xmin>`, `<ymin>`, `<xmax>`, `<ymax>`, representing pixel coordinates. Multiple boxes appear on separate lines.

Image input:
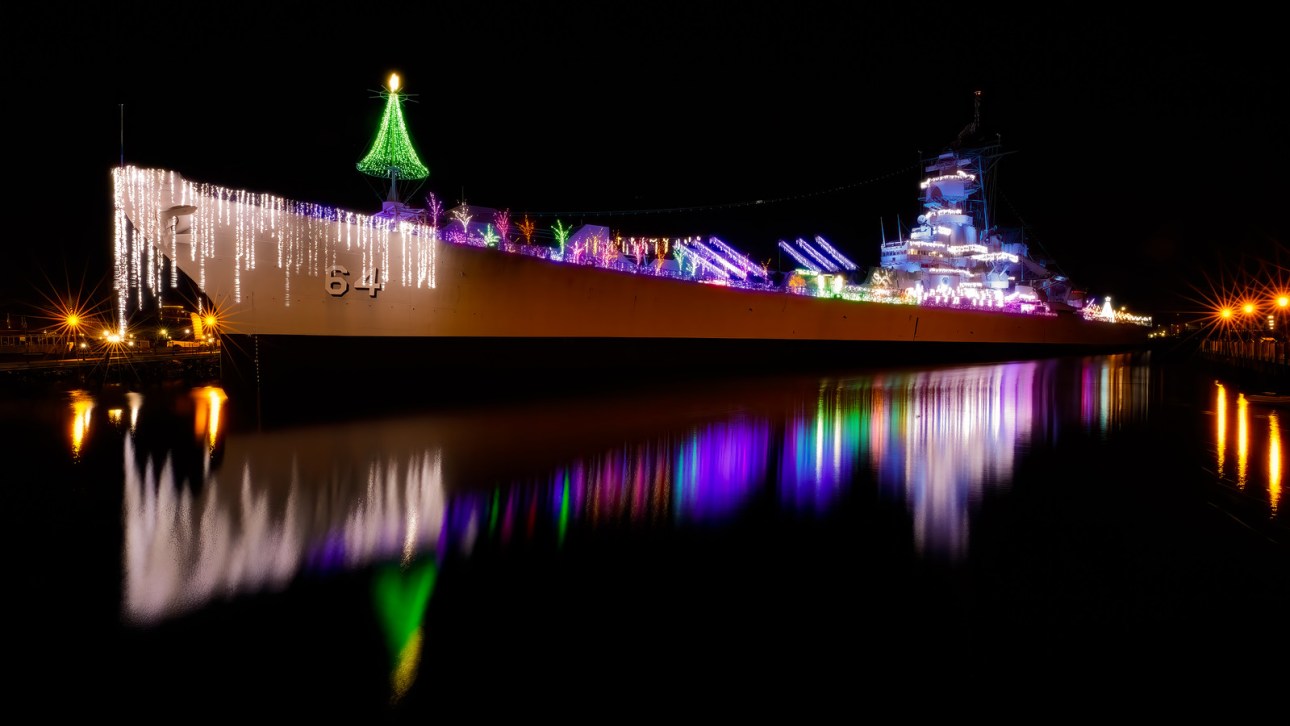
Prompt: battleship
<box><xmin>112</xmin><ymin>77</ymin><xmax>1150</xmax><ymax>400</ymax></box>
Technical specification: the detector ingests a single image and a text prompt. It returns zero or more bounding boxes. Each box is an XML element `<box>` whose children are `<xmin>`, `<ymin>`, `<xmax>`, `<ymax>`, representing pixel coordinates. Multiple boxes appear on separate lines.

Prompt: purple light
<box><xmin>778</xmin><ymin>240</ymin><xmax>818</xmax><ymax>271</ymax></box>
<box><xmin>795</xmin><ymin>238</ymin><xmax>838</xmax><ymax>272</ymax></box>
<box><xmin>688</xmin><ymin>240</ymin><xmax>747</xmax><ymax>280</ymax></box>
<box><xmin>813</xmin><ymin>235</ymin><xmax>857</xmax><ymax>271</ymax></box>
<box><xmin>707</xmin><ymin>236</ymin><xmax>768</xmax><ymax>279</ymax></box>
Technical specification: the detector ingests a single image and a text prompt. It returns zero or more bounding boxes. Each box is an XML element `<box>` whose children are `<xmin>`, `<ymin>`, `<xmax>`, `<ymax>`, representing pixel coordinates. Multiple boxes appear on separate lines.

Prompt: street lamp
<box><xmin>1274</xmin><ymin>294</ymin><xmax>1289</xmax><ymax>343</ymax></box>
<box><xmin>65</xmin><ymin>313</ymin><xmax>80</xmax><ymax>357</ymax></box>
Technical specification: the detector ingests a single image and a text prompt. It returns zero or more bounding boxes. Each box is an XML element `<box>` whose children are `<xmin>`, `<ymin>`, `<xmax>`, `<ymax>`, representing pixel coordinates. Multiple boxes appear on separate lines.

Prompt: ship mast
<box><xmin>955</xmin><ymin>89</ymin><xmax>982</xmax><ymax>148</ymax></box>
<box><xmin>949</xmin><ymin>91</ymin><xmax>1004</xmax><ymax>243</ymax></box>
<box><xmin>356</xmin><ymin>73</ymin><xmax>429</xmax><ymax>205</ymax></box>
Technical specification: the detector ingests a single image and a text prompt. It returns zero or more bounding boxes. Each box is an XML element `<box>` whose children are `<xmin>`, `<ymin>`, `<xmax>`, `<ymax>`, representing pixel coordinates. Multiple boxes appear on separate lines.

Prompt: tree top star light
<box><xmin>356</xmin><ymin>73</ymin><xmax>429</xmax><ymax>202</ymax></box>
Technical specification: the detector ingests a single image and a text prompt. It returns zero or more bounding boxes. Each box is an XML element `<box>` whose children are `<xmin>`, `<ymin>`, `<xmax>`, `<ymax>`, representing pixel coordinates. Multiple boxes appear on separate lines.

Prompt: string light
<box><xmin>813</xmin><ymin>235</ymin><xmax>857</xmax><ymax>271</ymax></box>
<box><xmin>517</xmin><ymin>215</ymin><xmax>536</xmax><ymax>245</ymax></box>
<box><xmin>493</xmin><ymin>210</ymin><xmax>511</xmax><ymax>248</ymax></box>
<box><xmin>113</xmin><ymin>84</ymin><xmax>1149</xmax><ymax>330</ymax></box>
<box><xmin>356</xmin><ymin>73</ymin><xmax>429</xmax><ymax>185</ymax></box>
<box><xmin>795</xmin><ymin>238</ymin><xmax>837</xmax><ymax>272</ymax></box>
<box><xmin>778</xmin><ymin>240</ymin><xmax>819</xmax><ymax>271</ymax></box>
<box><xmin>551</xmin><ymin>220</ymin><xmax>572</xmax><ymax>258</ymax></box>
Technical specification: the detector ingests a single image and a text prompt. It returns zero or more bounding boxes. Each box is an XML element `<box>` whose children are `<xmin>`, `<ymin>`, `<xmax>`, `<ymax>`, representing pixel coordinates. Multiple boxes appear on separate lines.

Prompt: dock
<box><xmin>1193</xmin><ymin>338</ymin><xmax>1289</xmax><ymax>393</ymax></box>
<box><xmin>0</xmin><ymin>347</ymin><xmax>221</xmax><ymax>391</ymax></box>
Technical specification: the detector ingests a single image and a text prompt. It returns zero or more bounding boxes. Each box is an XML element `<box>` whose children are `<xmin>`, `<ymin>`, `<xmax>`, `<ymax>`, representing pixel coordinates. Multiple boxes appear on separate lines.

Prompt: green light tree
<box><xmin>357</xmin><ymin>73</ymin><xmax>429</xmax><ymax>202</ymax></box>
<box><xmin>552</xmin><ymin>220</ymin><xmax>572</xmax><ymax>257</ymax></box>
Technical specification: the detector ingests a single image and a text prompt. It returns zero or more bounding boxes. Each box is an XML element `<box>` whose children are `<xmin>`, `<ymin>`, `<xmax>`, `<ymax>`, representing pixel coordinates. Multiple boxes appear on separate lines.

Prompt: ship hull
<box><xmin>219</xmin><ymin>332</ymin><xmax>1146</xmax><ymax>414</ymax></box>
<box><xmin>115</xmin><ymin>166</ymin><xmax>1149</xmax><ymax>402</ymax></box>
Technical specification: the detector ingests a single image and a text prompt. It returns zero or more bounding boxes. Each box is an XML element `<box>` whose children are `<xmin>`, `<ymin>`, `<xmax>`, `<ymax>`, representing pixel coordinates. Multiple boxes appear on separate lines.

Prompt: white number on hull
<box><xmin>355</xmin><ymin>269</ymin><xmax>383</xmax><ymax>298</ymax></box>
<box><xmin>325</xmin><ymin>266</ymin><xmax>382</xmax><ymax>298</ymax></box>
<box><xmin>326</xmin><ymin>266</ymin><xmax>350</xmax><ymax>296</ymax></box>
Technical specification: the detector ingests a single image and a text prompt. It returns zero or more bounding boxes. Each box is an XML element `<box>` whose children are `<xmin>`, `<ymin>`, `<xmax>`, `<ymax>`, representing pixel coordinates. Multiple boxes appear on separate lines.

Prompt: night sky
<box><xmin>6</xmin><ymin>3</ymin><xmax>1283</xmax><ymax>324</ymax></box>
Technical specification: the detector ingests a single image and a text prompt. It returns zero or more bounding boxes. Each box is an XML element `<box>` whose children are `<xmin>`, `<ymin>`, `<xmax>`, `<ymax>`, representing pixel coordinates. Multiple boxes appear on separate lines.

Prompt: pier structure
<box><xmin>1194</xmin><ymin>337</ymin><xmax>1289</xmax><ymax>393</ymax></box>
<box><xmin>0</xmin><ymin>347</ymin><xmax>220</xmax><ymax>390</ymax></box>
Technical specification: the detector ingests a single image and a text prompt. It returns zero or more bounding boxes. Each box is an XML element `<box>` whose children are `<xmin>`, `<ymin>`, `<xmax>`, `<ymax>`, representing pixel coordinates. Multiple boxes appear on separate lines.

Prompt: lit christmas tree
<box><xmin>357</xmin><ymin>73</ymin><xmax>429</xmax><ymax>203</ymax></box>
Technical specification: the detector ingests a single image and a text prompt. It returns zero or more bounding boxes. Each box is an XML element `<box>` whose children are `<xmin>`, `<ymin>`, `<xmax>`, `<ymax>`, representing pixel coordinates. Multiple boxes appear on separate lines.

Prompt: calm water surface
<box><xmin>11</xmin><ymin>352</ymin><xmax>1289</xmax><ymax>717</ymax></box>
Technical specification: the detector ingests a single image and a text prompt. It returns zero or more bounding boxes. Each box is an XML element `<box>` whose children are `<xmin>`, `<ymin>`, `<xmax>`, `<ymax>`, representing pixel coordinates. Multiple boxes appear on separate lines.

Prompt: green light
<box><xmin>558</xmin><ymin>472</ymin><xmax>570</xmax><ymax>547</ymax></box>
<box><xmin>552</xmin><ymin>220</ymin><xmax>572</xmax><ymax>256</ymax></box>
<box><xmin>374</xmin><ymin>560</ymin><xmax>436</xmax><ymax>659</ymax></box>
<box><xmin>357</xmin><ymin>75</ymin><xmax>429</xmax><ymax>191</ymax></box>
<box><xmin>489</xmin><ymin>487</ymin><xmax>500</xmax><ymax>535</ymax></box>
<box><xmin>373</xmin><ymin>559</ymin><xmax>437</xmax><ymax>701</ymax></box>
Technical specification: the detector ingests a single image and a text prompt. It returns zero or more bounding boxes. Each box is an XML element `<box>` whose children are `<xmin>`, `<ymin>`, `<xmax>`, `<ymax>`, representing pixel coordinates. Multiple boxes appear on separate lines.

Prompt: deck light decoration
<box><xmin>450</xmin><ymin>206</ymin><xmax>472</xmax><ymax>234</ymax></box>
<box><xmin>552</xmin><ymin>220</ymin><xmax>572</xmax><ymax>258</ymax></box>
<box><xmin>115</xmin><ymin>176</ymin><xmax>438</xmax><ymax>331</ymax></box>
<box><xmin>685</xmin><ymin>239</ymin><xmax>745</xmax><ymax>280</ymax></box>
<box><xmin>517</xmin><ymin>215</ymin><xmax>536</xmax><ymax>245</ymax></box>
<box><xmin>356</xmin><ymin>73</ymin><xmax>429</xmax><ymax>202</ymax></box>
<box><xmin>707</xmin><ymin>237</ymin><xmax>768</xmax><ymax>280</ymax></box>
<box><xmin>424</xmin><ymin>193</ymin><xmax>443</xmax><ymax>229</ymax></box>
<box><xmin>796</xmin><ymin>238</ymin><xmax>838</xmax><ymax>272</ymax></box>
<box><xmin>778</xmin><ymin>240</ymin><xmax>819</xmax><ymax>271</ymax></box>
<box><xmin>814</xmin><ymin>235</ymin><xmax>858</xmax><ymax>271</ymax></box>
<box><xmin>494</xmin><ymin>210</ymin><xmax>511</xmax><ymax>247</ymax></box>
<box><xmin>114</xmin><ymin>80</ymin><xmax>1152</xmax><ymax>340</ymax></box>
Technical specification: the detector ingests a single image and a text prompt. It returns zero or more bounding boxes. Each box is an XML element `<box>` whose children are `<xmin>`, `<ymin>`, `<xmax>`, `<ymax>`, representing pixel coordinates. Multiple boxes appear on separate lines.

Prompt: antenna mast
<box><xmin>956</xmin><ymin>89</ymin><xmax>983</xmax><ymax>147</ymax></box>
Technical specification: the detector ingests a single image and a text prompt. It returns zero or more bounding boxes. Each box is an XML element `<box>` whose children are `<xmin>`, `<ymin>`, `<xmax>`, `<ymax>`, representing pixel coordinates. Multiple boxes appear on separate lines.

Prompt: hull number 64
<box><xmin>325</xmin><ymin>266</ymin><xmax>383</xmax><ymax>298</ymax></box>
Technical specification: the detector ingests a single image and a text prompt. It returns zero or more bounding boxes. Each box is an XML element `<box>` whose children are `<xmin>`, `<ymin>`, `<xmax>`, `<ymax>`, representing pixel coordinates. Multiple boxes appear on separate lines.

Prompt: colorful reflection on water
<box><xmin>118</xmin><ymin>355</ymin><xmax>1158</xmax><ymax>616</ymax></box>
<box><xmin>105</xmin><ymin>353</ymin><xmax>1184</xmax><ymax>699</ymax></box>
<box><xmin>374</xmin><ymin>560</ymin><xmax>436</xmax><ymax>703</ymax></box>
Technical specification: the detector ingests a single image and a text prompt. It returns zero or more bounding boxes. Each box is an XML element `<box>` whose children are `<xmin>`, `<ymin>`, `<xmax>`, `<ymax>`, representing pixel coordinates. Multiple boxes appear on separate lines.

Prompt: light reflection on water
<box><xmin>17</xmin><ymin>351</ymin><xmax>1288</xmax><ymax>707</ymax></box>
<box><xmin>12</xmin><ymin>351</ymin><xmax>1287</xmax><ymax>712</ymax></box>
<box><xmin>120</xmin><ymin>355</ymin><xmax>1157</xmax><ymax>632</ymax></box>
<box><xmin>1212</xmin><ymin>382</ymin><xmax>1285</xmax><ymax>513</ymax></box>
<box><xmin>1270</xmin><ymin>413</ymin><xmax>1283</xmax><ymax>516</ymax></box>
<box><xmin>67</xmin><ymin>390</ymin><xmax>94</xmax><ymax>461</ymax></box>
